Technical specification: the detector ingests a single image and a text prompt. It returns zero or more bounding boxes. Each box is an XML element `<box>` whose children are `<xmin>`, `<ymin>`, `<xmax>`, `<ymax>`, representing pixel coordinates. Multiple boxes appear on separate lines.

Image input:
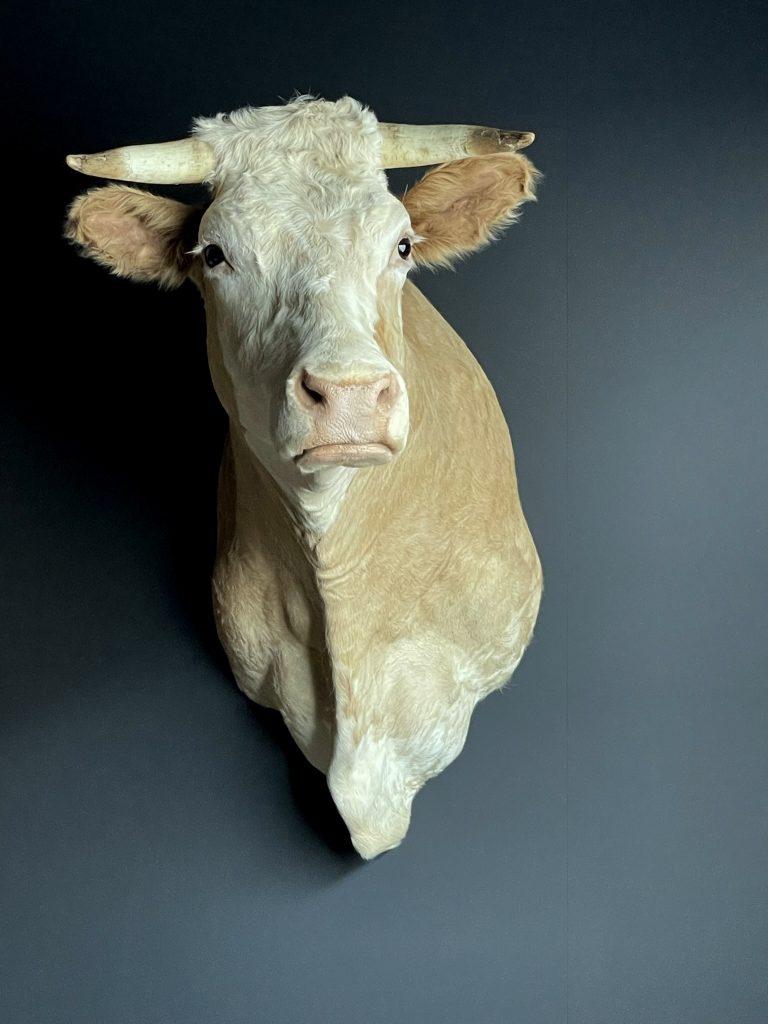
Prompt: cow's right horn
<box><xmin>65</xmin><ymin>138</ymin><xmax>216</xmax><ymax>184</ymax></box>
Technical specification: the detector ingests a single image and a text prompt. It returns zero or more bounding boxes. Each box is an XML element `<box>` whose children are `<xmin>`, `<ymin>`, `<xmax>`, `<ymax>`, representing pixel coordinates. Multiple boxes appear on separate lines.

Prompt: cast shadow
<box><xmin>244</xmin><ymin>700</ymin><xmax>358</xmax><ymax>860</ymax></box>
<box><xmin>10</xmin><ymin>131</ymin><xmax>357</xmax><ymax>868</ymax></box>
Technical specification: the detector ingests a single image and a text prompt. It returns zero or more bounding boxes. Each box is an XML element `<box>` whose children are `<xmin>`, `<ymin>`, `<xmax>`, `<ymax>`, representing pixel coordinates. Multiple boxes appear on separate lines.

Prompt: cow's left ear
<box><xmin>65</xmin><ymin>184</ymin><xmax>202</xmax><ymax>289</ymax></box>
<box><xmin>401</xmin><ymin>153</ymin><xmax>541</xmax><ymax>269</ymax></box>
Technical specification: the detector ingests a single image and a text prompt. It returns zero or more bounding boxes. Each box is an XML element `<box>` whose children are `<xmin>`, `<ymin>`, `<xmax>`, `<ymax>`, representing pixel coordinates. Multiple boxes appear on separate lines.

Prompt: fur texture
<box><xmin>403</xmin><ymin>153</ymin><xmax>541</xmax><ymax>268</ymax></box>
<box><xmin>65</xmin><ymin>185</ymin><xmax>201</xmax><ymax>289</ymax></box>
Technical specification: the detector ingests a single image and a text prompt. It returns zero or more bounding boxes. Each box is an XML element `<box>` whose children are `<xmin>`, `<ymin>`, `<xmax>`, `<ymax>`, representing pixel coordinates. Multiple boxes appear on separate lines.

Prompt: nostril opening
<box><xmin>302</xmin><ymin>380</ymin><xmax>324</xmax><ymax>405</ymax></box>
<box><xmin>296</xmin><ymin>371</ymin><xmax>326</xmax><ymax>408</ymax></box>
<box><xmin>377</xmin><ymin>374</ymin><xmax>397</xmax><ymax>410</ymax></box>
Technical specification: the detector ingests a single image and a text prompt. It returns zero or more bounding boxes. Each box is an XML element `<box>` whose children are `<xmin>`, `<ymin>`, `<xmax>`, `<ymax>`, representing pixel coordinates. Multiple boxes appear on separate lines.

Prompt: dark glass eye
<box><xmin>397</xmin><ymin>238</ymin><xmax>412</xmax><ymax>259</ymax></box>
<box><xmin>203</xmin><ymin>244</ymin><xmax>226</xmax><ymax>268</ymax></box>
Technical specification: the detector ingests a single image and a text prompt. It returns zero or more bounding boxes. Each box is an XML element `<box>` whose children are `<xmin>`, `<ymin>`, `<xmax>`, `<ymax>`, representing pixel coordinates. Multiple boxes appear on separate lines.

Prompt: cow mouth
<box><xmin>296</xmin><ymin>442</ymin><xmax>394</xmax><ymax>469</ymax></box>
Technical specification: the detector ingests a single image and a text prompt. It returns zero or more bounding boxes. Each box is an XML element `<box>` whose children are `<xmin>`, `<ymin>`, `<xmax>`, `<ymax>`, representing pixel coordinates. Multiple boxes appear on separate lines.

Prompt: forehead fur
<box><xmin>194</xmin><ymin>96</ymin><xmax>385</xmax><ymax>191</ymax></box>
<box><xmin>194</xmin><ymin>97</ymin><xmax>405</xmax><ymax>283</ymax></box>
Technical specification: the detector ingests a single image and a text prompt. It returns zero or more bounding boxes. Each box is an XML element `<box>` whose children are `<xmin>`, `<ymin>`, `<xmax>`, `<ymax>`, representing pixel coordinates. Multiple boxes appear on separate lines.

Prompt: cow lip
<box><xmin>295</xmin><ymin>442</ymin><xmax>394</xmax><ymax>468</ymax></box>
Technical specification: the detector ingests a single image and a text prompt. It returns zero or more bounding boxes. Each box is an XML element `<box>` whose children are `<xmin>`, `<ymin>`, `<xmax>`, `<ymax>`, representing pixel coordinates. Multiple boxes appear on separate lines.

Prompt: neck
<box><xmin>279</xmin><ymin>463</ymin><xmax>357</xmax><ymax>539</ymax></box>
<box><xmin>228</xmin><ymin>429</ymin><xmax>358</xmax><ymax>551</ymax></box>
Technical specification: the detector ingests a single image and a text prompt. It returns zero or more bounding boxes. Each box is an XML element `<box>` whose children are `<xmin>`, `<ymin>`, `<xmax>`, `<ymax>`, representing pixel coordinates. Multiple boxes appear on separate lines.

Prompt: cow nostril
<box><xmin>302</xmin><ymin>381</ymin><xmax>324</xmax><ymax>405</ymax></box>
<box><xmin>376</xmin><ymin>374</ymin><xmax>398</xmax><ymax>411</ymax></box>
<box><xmin>296</xmin><ymin>371</ymin><xmax>326</xmax><ymax>408</ymax></box>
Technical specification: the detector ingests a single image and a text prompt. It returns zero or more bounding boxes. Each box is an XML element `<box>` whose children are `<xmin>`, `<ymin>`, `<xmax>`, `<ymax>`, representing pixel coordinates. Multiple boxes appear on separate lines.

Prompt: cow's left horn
<box><xmin>65</xmin><ymin>138</ymin><xmax>216</xmax><ymax>184</ymax></box>
<box><xmin>378</xmin><ymin>123</ymin><xmax>535</xmax><ymax>168</ymax></box>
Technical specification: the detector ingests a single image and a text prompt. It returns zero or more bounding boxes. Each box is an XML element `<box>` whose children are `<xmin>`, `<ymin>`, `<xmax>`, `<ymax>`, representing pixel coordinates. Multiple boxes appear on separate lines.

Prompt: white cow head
<box><xmin>66</xmin><ymin>97</ymin><xmax>539</xmax><ymax>525</ymax></box>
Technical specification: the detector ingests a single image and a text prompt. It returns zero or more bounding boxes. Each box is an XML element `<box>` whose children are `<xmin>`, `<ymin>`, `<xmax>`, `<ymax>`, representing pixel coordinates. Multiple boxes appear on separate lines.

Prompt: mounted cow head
<box><xmin>66</xmin><ymin>97</ymin><xmax>539</xmax><ymax>525</ymax></box>
<box><xmin>65</xmin><ymin>97</ymin><xmax>543</xmax><ymax>857</ymax></box>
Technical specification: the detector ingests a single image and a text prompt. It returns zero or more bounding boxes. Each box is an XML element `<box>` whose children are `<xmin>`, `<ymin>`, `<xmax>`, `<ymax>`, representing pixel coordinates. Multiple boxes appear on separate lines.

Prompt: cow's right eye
<box><xmin>203</xmin><ymin>244</ymin><xmax>226</xmax><ymax>268</ymax></box>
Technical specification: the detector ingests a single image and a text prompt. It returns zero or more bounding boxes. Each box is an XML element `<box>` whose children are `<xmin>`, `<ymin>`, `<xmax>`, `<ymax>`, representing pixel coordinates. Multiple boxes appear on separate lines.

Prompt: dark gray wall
<box><xmin>2</xmin><ymin>2</ymin><xmax>766</xmax><ymax>1022</ymax></box>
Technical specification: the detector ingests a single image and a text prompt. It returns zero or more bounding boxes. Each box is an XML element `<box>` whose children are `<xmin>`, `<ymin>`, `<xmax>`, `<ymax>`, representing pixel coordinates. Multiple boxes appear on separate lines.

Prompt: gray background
<box><xmin>2</xmin><ymin>1</ymin><xmax>766</xmax><ymax>1021</ymax></box>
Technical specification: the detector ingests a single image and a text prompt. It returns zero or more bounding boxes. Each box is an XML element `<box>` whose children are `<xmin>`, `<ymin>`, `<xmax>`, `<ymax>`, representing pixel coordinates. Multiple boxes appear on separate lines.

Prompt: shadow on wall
<box><xmin>23</xmin><ymin>105</ymin><xmax>220</xmax><ymax>635</ymax></box>
<box><xmin>4</xmin><ymin>121</ymin><xmax>364</xmax><ymax>866</ymax></box>
<box><xmin>245</xmin><ymin>702</ymin><xmax>358</xmax><ymax>859</ymax></box>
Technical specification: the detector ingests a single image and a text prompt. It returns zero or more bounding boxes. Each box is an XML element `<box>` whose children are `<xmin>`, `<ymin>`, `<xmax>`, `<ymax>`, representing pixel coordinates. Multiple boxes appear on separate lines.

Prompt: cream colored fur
<box><xmin>212</xmin><ymin>283</ymin><xmax>543</xmax><ymax>857</ymax></box>
<box><xmin>66</xmin><ymin>97</ymin><xmax>543</xmax><ymax>858</ymax></box>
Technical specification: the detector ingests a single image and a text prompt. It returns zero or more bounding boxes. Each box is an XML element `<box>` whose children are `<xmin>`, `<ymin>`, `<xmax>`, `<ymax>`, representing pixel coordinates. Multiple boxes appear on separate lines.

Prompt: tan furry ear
<box><xmin>65</xmin><ymin>185</ymin><xmax>202</xmax><ymax>289</ymax></box>
<box><xmin>401</xmin><ymin>153</ymin><xmax>541</xmax><ymax>269</ymax></box>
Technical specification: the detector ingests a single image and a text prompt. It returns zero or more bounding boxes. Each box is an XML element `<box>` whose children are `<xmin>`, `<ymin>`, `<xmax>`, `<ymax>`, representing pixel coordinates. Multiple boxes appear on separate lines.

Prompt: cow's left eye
<box><xmin>397</xmin><ymin>238</ymin><xmax>412</xmax><ymax>259</ymax></box>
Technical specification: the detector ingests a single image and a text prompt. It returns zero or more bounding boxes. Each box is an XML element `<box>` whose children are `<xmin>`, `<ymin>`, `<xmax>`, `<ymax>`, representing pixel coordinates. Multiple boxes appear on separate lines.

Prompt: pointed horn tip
<box><xmin>467</xmin><ymin>128</ymin><xmax>536</xmax><ymax>156</ymax></box>
<box><xmin>494</xmin><ymin>130</ymin><xmax>536</xmax><ymax>150</ymax></box>
<box><xmin>66</xmin><ymin>152</ymin><xmax>111</xmax><ymax>174</ymax></box>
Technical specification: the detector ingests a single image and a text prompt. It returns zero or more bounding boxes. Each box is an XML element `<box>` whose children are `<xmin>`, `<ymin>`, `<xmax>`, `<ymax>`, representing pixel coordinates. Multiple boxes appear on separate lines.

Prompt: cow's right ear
<box><xmin>65</xmin><ymin>185</ymin><xmax>202</xmax><ymax>289</ymax></box>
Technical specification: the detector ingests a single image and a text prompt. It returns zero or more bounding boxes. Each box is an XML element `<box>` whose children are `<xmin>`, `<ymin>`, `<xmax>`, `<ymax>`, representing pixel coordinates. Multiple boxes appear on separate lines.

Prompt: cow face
<box><xmin>66</xmin><ymin>97</ymin><xmax>539</xmax><ymax>510</ymax></box>
<box><xmin>190</xmin><ymin>100</ymin><xmax>412</xmax><ymax>487</ymax></box>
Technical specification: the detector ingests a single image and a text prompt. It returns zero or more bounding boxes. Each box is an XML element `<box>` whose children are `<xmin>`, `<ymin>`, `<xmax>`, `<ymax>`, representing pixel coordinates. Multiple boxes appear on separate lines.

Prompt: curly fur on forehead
<box><xmin>194</xmin><ymin>96</ymin><xmax>385</xmax><ymax>190</ymax></box>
